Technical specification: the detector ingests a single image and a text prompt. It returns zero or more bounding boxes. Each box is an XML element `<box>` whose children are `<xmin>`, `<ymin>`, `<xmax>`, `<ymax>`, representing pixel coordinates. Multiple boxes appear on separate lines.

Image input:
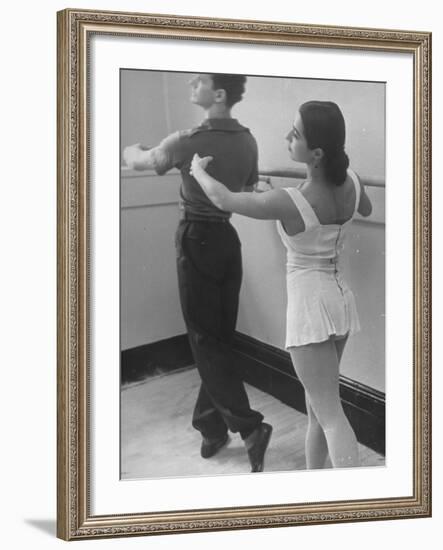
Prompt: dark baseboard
<box><xmin>232</xmin><ymin>332</ymin><xmax>385</xmax><ymax>456</ymax></box>
<box><xmin>121</xmin><ymin>332</ymin><xmax>385</xmax><ymax>455</ymax></box>
<box><xmin>121</xmin><ymin>334</ymin><xmax>193</xmax><ymax>384</ymax></box>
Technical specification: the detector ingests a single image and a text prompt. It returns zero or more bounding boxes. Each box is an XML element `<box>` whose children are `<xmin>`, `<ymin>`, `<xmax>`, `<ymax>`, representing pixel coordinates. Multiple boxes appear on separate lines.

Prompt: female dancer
<box><xmin>190</xmin><ymin>101</ymin><xmax>372</xmax><ymax>469</ymax></box>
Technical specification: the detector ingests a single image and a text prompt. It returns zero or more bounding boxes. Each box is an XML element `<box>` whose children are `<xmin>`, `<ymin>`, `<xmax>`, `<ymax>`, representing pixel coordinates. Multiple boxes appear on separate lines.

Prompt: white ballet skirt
<box><xmin>276</xmin><ymin>170</ymin><xmax>361</xmax><ymax>348</ymax></box>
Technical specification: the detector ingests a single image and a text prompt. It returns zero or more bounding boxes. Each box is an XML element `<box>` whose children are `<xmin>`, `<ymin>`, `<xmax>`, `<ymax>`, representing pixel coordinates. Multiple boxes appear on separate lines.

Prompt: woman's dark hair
<box><xmin>210</xmin><ymin>74</ymin><xmax>247</xmax><ymax>107</ymax></box>
<box><xmin>299</xmin><ymin>101</ymin><xmax>350</xmax><ymax>186</ymax></box>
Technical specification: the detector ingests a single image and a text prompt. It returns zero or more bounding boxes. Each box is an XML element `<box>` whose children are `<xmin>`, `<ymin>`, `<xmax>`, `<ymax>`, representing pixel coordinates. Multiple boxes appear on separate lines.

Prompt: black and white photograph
<box><xmin>52</xmin><ymin>5</ymin><xmax>432</xmax><ymax>543</ymax></box>
<box><xmin>1</xmin><ymin>0</ymin><xmax>439</xmax><ymax>545</ymax></box>
<box><xmin>120</xmin><ymin>70</ymin><xmax>386</xmax><ymax>480</ymax></box>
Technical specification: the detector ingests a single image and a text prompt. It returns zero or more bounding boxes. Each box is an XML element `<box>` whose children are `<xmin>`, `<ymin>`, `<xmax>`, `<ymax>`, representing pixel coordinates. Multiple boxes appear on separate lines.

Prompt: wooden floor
<box><xmin>121</xmin><ymin>366</ymin><xmax>385</xmax><ymax>480</ymax></box>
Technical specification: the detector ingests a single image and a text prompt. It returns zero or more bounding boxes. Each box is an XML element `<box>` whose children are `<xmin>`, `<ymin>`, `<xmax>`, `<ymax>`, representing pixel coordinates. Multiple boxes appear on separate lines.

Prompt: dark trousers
<box><xmin>175</xmin><ymin>219</ymin><xmax>263</xmax><ymax>440</ymax></box>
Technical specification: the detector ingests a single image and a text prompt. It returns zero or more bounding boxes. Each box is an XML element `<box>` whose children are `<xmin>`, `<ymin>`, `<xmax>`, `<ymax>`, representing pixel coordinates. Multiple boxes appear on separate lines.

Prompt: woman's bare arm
<box><xmin>190</xmin><ymin>154</ymin><xmax>298</xmax><ymax>221</ymax></box>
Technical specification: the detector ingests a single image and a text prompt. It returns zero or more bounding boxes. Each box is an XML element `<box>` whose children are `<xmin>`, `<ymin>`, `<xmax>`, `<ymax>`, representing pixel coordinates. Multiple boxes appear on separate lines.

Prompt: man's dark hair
<box><xmin>210</xmin><ymin>74</ymin><xmax>247</xmax><ymax>107</ymax></box>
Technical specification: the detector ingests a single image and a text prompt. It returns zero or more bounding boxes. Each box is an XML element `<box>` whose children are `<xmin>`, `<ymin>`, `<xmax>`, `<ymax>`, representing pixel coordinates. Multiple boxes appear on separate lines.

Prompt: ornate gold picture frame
<box><xmin>57</xmin><ymin>8</ymin><xmax>431</xmax><ymax>540</ymax></box>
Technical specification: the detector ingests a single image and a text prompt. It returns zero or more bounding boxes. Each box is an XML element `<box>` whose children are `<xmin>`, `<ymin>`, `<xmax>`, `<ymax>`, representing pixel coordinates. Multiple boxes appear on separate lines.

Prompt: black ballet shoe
<box><xmin>200</xmin><ymin>433</ymin><xmax>229</xmax><ymax>459</ymax></box>
<box><xmin>246</xmin><ymin>423</ymin><xmax>273</xmax><ymax>473</ymax></box>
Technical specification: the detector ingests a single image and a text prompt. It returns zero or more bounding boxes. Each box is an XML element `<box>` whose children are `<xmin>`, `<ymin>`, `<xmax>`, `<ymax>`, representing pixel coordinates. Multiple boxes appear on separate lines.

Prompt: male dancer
<box><xmin>124</xmin><ymin>73</ymin><xmax>272</xmax><ymax>472</ymax></box>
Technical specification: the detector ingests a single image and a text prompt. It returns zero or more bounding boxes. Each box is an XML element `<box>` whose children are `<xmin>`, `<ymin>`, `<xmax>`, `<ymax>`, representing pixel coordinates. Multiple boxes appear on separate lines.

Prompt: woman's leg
<box><xmin>304</xmin><ymin>398</ymin><xmax>329</xmax><ymax>469</ymax></box>
<box><xmin>334</xmin><ymin>334</ymin><xmax>348</xmax><ymax>364</ymax></box>
<box><xmin>289</xmin><ymin>339</ymin><xmax>359</xmax><ymax>468</ymax></box>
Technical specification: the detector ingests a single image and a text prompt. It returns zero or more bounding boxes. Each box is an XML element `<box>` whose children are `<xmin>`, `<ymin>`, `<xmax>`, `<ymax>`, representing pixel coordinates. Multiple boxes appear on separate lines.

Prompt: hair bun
<box><xmin>299</xmin><ymin>101</ymin><xmax>349</xmax><ymax>185</ymax></box>
<box><xmin>324</xmin><ymin>150</ymin><xmax>349</xmax><ymax>186</ymax></box>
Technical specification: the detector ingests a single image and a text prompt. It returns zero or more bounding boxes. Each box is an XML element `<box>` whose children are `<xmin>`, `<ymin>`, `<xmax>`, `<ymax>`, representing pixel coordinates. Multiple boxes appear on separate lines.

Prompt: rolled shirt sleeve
<box><xmin>151</xmin><ymin>131</ymin><xmax>184</xmax><ymax>175</ymax></box>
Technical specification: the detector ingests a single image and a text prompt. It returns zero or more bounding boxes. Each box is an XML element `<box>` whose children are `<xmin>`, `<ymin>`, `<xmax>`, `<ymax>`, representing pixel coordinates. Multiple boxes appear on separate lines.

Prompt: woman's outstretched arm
<box><xmin>190</xmin><ymin>154</ymin><xmax>298</xmax><ymax>222</ymax></box>
<box><xmin>357</xmin><ymin>177</ymin><xmax>373</xmax><ymax>217</ymax></box>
